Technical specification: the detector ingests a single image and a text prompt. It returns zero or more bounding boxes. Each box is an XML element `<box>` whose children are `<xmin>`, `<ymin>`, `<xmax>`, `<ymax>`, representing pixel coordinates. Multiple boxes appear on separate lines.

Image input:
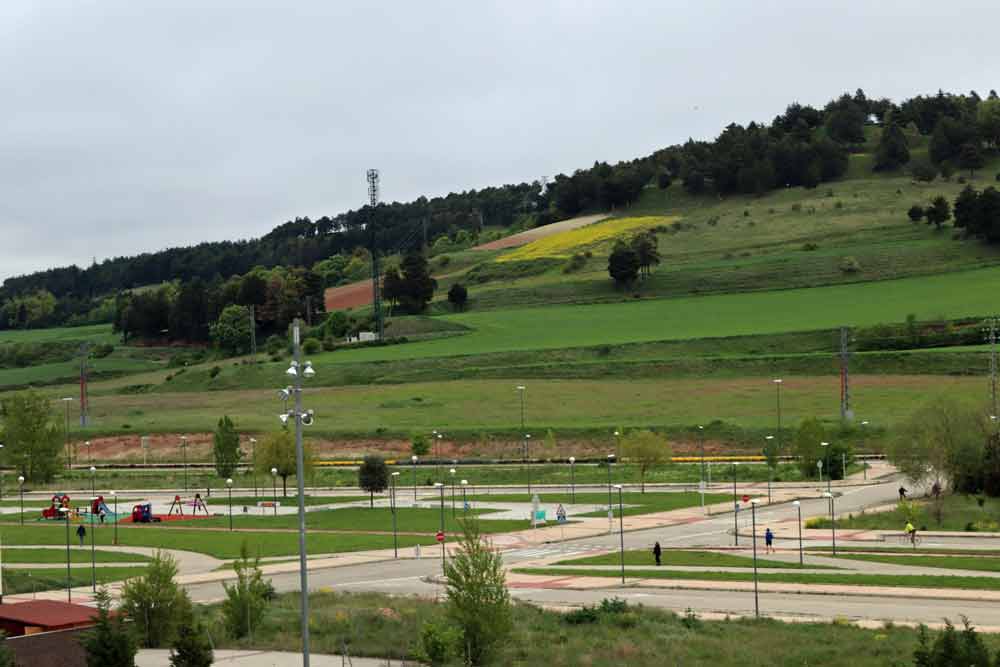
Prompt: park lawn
<box><xmin>166</xmin><ymin>507</ymin><xmax>535</xmax><ymax>535</ymax></box>
<box><xmin>808</xmin><ymin>546</ymin><xmax>1000</xmax><ymax>556</ymax></box>
<box><xmin>465</xmin><ymin>491</ymin><xmax>732</xmax><ymax>517</ymax></box>
<box><xmin>0</xmin><ymin>524</ymin><xmax>437</xmax><ymax>559</ymax></box>
<box><xmin>2</xmin><ymin>566</ymin><xmax>141</xmax><ymax>595</ymax></box>
<box><xmin>0</xmin><ymin>355</ymin><xmax>163</xmax><ymax>390</ymax></box>
<box><xmin>515</xmin><ymin>567</ymin><xmax>1000</xmax><ymax>591</ymax></box>
<box><xmin>203</xmin><ymin>589</ymin><xmax>970</xmax><ymax>666</ymax></box>
<box><xmin>812</xmin><ymin>494</ymin><xmax>1000</xmax><ymax>532</ymax></box>
<box><xmin>224</xmin><ymin>495</ymin><xmax>362</xmax><ymax>507</ymax></box>
<box><xmin>553</xmin><ymin>549</ymin><xmax>818</xmax><ymax>569</ymax></box>
<box><xmin>0</xmin><ymin>324</ymin><xmax>115</xmax><ymax>345</ymax></box>
<box><xmin>0</xmin><ymin>548</ymin><xmax>151</xmax><ymax>564</ymax></box>
<box><xmin>829</xmin><ymin>553</ymin><xmax>1000</xmax><ymax>573</ymax></box>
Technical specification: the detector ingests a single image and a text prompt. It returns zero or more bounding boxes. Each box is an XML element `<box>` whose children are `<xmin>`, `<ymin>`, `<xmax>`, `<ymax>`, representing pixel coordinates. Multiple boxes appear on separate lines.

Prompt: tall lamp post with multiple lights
<box><xmin>275</xmin><ymin>320</ymin><xmax>316</xmax><ymax>667</ymax></box>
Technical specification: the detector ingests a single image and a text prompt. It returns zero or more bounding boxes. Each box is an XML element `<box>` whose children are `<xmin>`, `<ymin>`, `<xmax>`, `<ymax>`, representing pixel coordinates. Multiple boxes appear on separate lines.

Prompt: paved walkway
<box><xmin>137</xmin><ymin>648</ymin><xmax>416</xmax><ymax>666</ymax></box>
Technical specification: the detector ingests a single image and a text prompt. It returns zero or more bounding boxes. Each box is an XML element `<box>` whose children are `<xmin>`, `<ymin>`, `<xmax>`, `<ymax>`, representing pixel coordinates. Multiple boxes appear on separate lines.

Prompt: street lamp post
<box><xmin>434</xmin><ymin>432</ymin><xmax>443</xmax><ymax>479</ymax></box>
<box><xmin>277</xmin><ymin>320</ymin><xmax>316</xmax><ymax>667</ymax></box>
<box><xmin>613</xmin><ymin>429</ymin><xmax>621</xmax><ymax>461</ymax></box>
<box><xmin>764</xmin><ymin>435</ymin><xmax>774</xmax><ymax>504</ymax></box>
<box><xmin>226</xmin><ymin>478</ymin><xmax>233</xmax><ymax>531</ymax></box>
<box><xmin>824</xmin><ymin>491</ymin><xmax>837</xmax><ymax>556</ymax></box>
<box><xmin>60</xmin><ymin>507</ymin><xmax>71</xmax><ymax>602</ymax></box>
<box><xmin>606</xmin><ymin>454</ymin><xmax>615</xmax><ymax>534</ymax></box>
<box><xmin>568</xmin><ymin>456</ymin><xmax>576</xmax><ymax>502</ymax></box>
<box><xmin>750</xmin><ymin>498</ymin><xmax>761</xmax><ymax>618</ymax></box>
<box><xmin>90</xmin><ymin>493</ymin><xmax>96</xmax><ymax>592</ymax></box>
<box><xmin>271</xmin><ymin>468</ymin><xmax>278</xmax><ymax>516</ymax></box>
<box><xmin>435</xmin><ymin>482</ymin><xmax>446</xmax><ymax>573</ymax></box>
<box><xmin>85</xmin><ymin>440</ymin><xmax>92</xmax><ymax>465</ymax></box>
<box><xmin>411</xmin><ymin>455</ymin><xmax>418</xmax><ymax>503</ymax></box>
<box><xmin>698</xmin><ymin>425</ymin><xmax>706</xmax><ymax>488</ymax></box>
<box><xmin>820</xmin><ymin>442</ymin><xmax>831</xmax><ymax>494</ymax></box>
<box><xmin>614</xmin><ymin>484</ymin><xmax>625</xmax><ymax>584</ymax></box>
<box><xmin>250</xmin><ymin>438</ymin><xmax>257</xmax><ymax>498</ymax></box>
<box><xmin>449</xmin><ymin>468</ymin><xmax>456</xmax><ymax>517</ymax></box>
<box><xmin>89</xmin><ymin>466</ymin><xmax>96</xmax><ymax>498</ymax></box>
<box><xmin>792</xmin><ymin>500</ymin><xmax>803</xmax><ymax>565</ymax></box>
<box><xmin>61</xmin><ymin>397</ymin><xmax>73</xmax><ymax>469</ymax></box>
<box><xmin>524</xmin><ymin>434</ymin><xmax>532</xmax><ymax>497</ymax></box>
<box><xmin>390</xmin><ymin>472</ymin><xmax>400</xmax><ymax>558</ymax></box>
<box><xmin>461</xmin><ymin>479</ymin><xmax>468</xmax><ymax>515</ymax></box>
<box><xmin>18</xmin><ymin>476</ymin><xmax>25</xmax><ymax>526</ymax></box>
<box><xmin>860</xmin><ymin>420</ymin><xmax>870</xmax><ymax>480</ymax></box>
<box><xmin>731</xmin><ymin>462</ymin><xmax>739</xmax><ymax>546</ymax></box>
<box><xmin>773</xmin><ymin>378</ymin><xmax>783</xmax><ymax>455</ymax></box>
<box><xmin>180</xmin><ymin>436</ymin><xmax>188</xmax><ymax>493</ymax></box>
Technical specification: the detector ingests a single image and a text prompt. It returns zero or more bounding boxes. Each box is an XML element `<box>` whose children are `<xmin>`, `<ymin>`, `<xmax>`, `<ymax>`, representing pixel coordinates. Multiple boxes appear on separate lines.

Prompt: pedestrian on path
<box><xmin>898</xmin><ymin>486</ymin><xmax>907</xmax><ymax>501</ymax></box>
<box><xmin>653</xmin><ymin>541</ymin><xmax>662</xmax><ymax>566</ymax></box>
<box><xmin>764</xmin><ymin>528</ymin><xmax>774</xmax><ymax>554</ymax></box>
<box><xmin>76</xmin><ymin>524</ymin><xmax>86</xmax><ymax>547</ymax></box>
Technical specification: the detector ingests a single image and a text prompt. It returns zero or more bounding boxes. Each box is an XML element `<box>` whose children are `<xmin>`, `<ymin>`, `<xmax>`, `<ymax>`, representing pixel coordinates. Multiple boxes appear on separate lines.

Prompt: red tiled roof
<box><xmin>0</xmin><ymin>601</ymin><xmax>98</xmax><ymax>628</ymax></box>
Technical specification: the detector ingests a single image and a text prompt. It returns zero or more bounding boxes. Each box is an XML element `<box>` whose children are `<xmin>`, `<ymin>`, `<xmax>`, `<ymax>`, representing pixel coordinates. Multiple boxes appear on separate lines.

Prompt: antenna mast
<box><xmin>367</xmin><ymin>169</ymin><xmax>384</xmax><ymax>342</ymax></box>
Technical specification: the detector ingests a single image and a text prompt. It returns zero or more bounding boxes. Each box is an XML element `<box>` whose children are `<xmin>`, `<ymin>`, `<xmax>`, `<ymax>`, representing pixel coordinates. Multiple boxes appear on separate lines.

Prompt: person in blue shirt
<box><xmin>764</xmin><ymin>527</ymin><xmax>775</xmax><ymax>554</ymax></box>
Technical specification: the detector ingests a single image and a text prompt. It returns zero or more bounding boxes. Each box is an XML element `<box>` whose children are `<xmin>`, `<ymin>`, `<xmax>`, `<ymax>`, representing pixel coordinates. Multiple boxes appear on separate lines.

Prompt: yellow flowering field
<box><xmin>496</xmin><ymin>215</ymin><xmax>677</xmax><ymax>262</ymax></box>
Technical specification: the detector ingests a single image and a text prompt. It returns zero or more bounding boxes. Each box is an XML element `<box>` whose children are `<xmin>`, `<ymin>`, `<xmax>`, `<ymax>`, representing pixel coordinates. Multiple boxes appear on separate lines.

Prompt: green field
<box><xmin>206</xmin><ymin>590</ymin><xmax>953</xmax><ymax>667</ymax></box>
<box><xmin>814</xmin><ymin>494</ymin><xmax>1000</xmax><ymax>532</ymax></box>
<box><xmin>553</xmin><ymin>549</ymin><xmax>814</xmax><ymax>569</ymax></box>
<box><xmin>0</xmin><ymin>324</ymin><xmax>116</xmax><ymax>345</ymax></box>
<box><xmin>0</xmin><ymin>547</ymin><xmax>151</xmax><ymax>563</ymax></box>
<box><xmin>0</xmin><ymin>523</ymin><xmax>436</xmax><ymax>559</ymax></box>
<box><xmin>832</xmin><ymin>553</ymin><xmax>1000</xmax><ymax>573</ymax></box>
<box><xmin>3</xmin><ymin>566</ymin><xmax>141</xmax><ymax>595</ymax></box>
<box><xmin>516</xmin><ymin>567</ymin><xmax>1000</xmax><ymax>591</ymax></box>
<box><xmin>465</xmin><ymin>492</ymin><xmax>732</xmax><ymax>517</ymax></box>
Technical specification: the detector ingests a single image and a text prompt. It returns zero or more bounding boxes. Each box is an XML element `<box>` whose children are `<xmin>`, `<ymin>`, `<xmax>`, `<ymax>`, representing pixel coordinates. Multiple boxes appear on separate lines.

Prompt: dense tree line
<box><xmin>5</xmin><ymin>88</ymin><xmax>999</xmax><ymax>330</ymax></box>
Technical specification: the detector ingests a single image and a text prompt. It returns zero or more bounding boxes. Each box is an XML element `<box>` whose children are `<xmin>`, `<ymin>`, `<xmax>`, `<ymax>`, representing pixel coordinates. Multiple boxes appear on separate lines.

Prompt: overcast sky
<box><xmin>2</xmin><ymin>1</ymin><xmax>998</xmax><ymax>281</ymax></box>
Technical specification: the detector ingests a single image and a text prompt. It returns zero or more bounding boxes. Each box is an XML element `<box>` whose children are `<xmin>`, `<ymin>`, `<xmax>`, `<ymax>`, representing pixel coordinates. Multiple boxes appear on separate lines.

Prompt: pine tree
<box><xmin>169</xmin><ymin>614</ymin><xmax>214</xmax><ymax>667</ymax></box>
<box><xmin>874</xmin><ymin>122</ymin><xmax>910</xmax><ymax>171</ymax></box>
<box><xmin>80</xmin><ymin>588</ymin><xmax>138</xmax><ymax>667</ymax></box>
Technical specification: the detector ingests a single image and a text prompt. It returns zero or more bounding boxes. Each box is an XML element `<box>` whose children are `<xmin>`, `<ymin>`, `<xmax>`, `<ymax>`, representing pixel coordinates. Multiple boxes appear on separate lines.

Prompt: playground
<box><xmin>37</xmin><ymin>493</ymin><xmax>215</xmax><ymax>525</ymax></box>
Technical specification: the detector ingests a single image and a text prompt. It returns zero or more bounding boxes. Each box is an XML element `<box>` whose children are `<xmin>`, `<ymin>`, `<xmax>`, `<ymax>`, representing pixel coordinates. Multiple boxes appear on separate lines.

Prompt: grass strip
<box><xmin>1</xmin><ymin>548</ymin><xmax>151</xmax><ymax>564</ymax></box>
<box><xmin>514</xmin><ymin>567</ymin><xmax>1000</xmax><ymax>591</ymax></box>
<box><xmin>553</xmin><ymin>549</ymin><xmax>823</xmax><ymax>569</ymax></box>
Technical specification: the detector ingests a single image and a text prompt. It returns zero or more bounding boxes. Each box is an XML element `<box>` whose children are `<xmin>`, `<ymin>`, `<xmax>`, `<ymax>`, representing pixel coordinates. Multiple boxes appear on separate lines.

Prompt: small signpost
<box><xmin>435</xmin><ymin>531</ymin><xmax>445</xmax><ymax>543</ymax></box>
<box><xmin>742</xmin><ymin>494</ymin><xmax>750</xmax><ymax>503</ymax></box>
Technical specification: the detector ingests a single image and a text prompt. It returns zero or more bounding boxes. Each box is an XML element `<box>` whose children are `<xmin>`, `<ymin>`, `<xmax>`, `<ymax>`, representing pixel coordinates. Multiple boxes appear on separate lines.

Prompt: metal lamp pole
<box><xmin>568</xmin><ymin>456</ymin><xmax>576</xmax><ymax>502</ymax></box>
<box><xmin>524</xmin><ymin>434</ymin><xmax>532</xmax><ymax>497</ymax></box>
<box><xmin>764</xmin><ymin>435</ymin><xmax>774</xmax><ymax>504</ymax></box>
<box><xmin>90</xmin><ymin>492</ymin><xmax>96</xmax><ymax>592</ymax></box>
<box><xmin>112</xmin><ymin>491</ymin><xmax>118</xmax><ymax>546</ymax></box>
<box><xmin>390</xmin><ymin>472</ymin><xmax>400</xmax><ymax>558</ymax></box>
<box><xmin>89</xmin><ymin>466</ymin><xmax>96</xmax><ymax>498</ymax></box>
<box><xmin>85</xmin><ymin>440</ymin><xmax>92</xmax><ymax>465</ymax></box>
<box><xmin>773</xmin><ymin>378</ymin><xmax>783</xmax><ymax>454</ymax></box>
<box><xmin>606</xmin><ymin>454</ymin><xmax>615</xmax><ymax>534</ymax></box>
<box><xmin>250</xmin><ymin>438</ymin><xmax>257</xmax><ymax>498</ymax></box>
<box><xmin>731</xmin><ymin>463</ymin><xmax>739</xmax><ymax>546</ymax></box>
<box><xmin>820</xmin><ymin>442</ymin><xmax>830</xmax><ymax>494</ymax></box>
<box><xmin>271</xmin><ymin>468</ymin><xmax>278</xmax><ymax>516</ymax></box>
<box><xmin>860</xmin><ymin>421</ymin><xmax>869</xmax><ymax>480</ymax></box>
<box><xmin>60</xmin><ymin>507</ymin><xmax>71</xmax><ymax>602</ymax></box>
<box><xmin>750</xmin><ymin>498</ymin><xmax>760</xmax><ymax>618</ymax></box>
<box><xmin>411</xmin><ymin>455</ymin><xmax>418</xmax><ymax>503</ymax></box>
<box><xmin>792</xmin><ymin>500</ymin><xmax>803</xmax><ymax>565</ymax></box>
<box><xmin>461</xmin><ymin>479</ymin><xmax>468</xmax><ymax>515</ymax></box>
<box><xmin>180</xmin><ymin>436</ymin><xmax>188</xmax><ymax>493</ymax></box>
<box><xmin>698</xmin><ymin>425</ymin><xmax>705</xmax><ymax>487</ymax></box>
<box><xmin>825</xmin><ymin>491</ymin><xmax>837</xmax><ymax>556</ymax></box>
<box><xmin>614</xmin><ymin>484</ymin><xmax>625</xmax><ymax>584</ymax></box>
<box><xmin>436</xmin><ymin>482</ymin><xmax>445</xmax><ymax>573</ymax></box>
<box><xmin>18</xmin><ymin>476</ymin><xmax>25</xmax><ymax>525</ymax></box>
<box><xmin>226</xmin><ymin>478</ymin><xmax>233</xmax><ymax>531</ymax></box>
<box><xmin>449</xmin><ymin>468</ymin><xmax>456</xmax><ymax>517</ymax></box>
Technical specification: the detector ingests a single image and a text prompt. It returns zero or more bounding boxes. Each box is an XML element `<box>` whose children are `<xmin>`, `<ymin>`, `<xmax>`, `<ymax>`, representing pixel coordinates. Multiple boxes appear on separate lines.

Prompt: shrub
<box><xmin>911</xmin><ymin>161</ymin><xmax>937</xmax><ymax>182</ymax></box>
<box><xmin>120</xmin><ymin>552</ymin><xmax>191</xmax><ymax>648</ymax></box>
<box><xmin>302</xmin><ymin>338</ymin><xmax>321</xmax><ymax>355</ymax></box>
<box><xmin>839</xmin><ymin>256</ymin><xmax>861</xmax><ymax>273</ymax></box>
<box><xmin>907</xmin><ymin>205</ymin><xmax>925</xmax><ymax>222</ymax></box>
<box><xmin>418</xmin><ymin>620</ymin><xmax>459</xmax><ymax>666</ymax></box>
<box><xmin>92</xmin><ymin>343</ymin><xmax>114</xmax><ymax>359</ymax></box>
<box><xmin>222</xmin><ymin>543</ymin><xmax>271</xmax><ymax>638</ymax></box>
<box><xmin>791</xmin><ymin>203</ymin><xmax>802</xmax><ymax>212</ymax></box>
<box><xmin>801</xmin><ymin>242</ymin><xmax>819</xmax><ymax>251</ymax></box>
<box><xmin>834</xmin><ymin>200</ymin><xmax>844</xmax><ymax>209</ymax></box>
<box><xmin>209</xmin><ymin>366</ymin><xmax>221</xmax><ymax>379</ymax></box>
<box><xmin>562</xmin><ymin>253</ymin><xmax>587</xmax><ymax>274</ymax></box>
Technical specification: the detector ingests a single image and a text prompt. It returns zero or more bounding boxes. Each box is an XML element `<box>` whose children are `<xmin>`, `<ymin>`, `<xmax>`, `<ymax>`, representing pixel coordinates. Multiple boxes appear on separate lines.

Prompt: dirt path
<box><xmin>324</xmin><ymin>213</ymin><xmax>609</xmax><ymax>310</ymax></box>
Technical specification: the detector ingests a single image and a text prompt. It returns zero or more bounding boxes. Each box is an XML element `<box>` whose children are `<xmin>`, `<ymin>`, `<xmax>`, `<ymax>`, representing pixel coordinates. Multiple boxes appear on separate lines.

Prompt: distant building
<box><xmin>346</xmin><ymin>331</ymin><xmax>378</xmax><ymax>344</ymax></box>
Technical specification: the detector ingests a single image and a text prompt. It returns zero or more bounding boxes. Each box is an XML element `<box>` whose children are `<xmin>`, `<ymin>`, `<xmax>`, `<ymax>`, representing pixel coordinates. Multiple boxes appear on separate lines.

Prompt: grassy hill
<box><xmin>5</xmin><ymin>142</ymin><xmax>1000</xmax><ymax>447</ymax></box>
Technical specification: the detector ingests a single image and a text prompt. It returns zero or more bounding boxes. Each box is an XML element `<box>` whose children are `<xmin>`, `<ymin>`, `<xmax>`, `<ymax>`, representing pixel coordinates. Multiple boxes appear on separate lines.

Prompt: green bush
<box><xmin>221</xmin><ymin>543</ymin><xmax>272</xmax><ymax>639</ymax></box>
<box><xmin>302</xmin><ymin>338</ymin><xmax>321</xmax><ymax>355</ymax></box>
<box><xmin>92</xmin><ymin>343</ymin><xmax>115</xmax><ymax>358</ymax></box>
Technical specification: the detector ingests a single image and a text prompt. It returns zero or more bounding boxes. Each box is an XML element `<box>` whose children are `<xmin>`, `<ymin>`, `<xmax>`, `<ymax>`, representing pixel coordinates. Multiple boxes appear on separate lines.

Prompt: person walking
<box><xmin>764</xmin><ymin>527</ymin><xmax>775</xmax><ymax>554</ymax></box>
<box><xmin>898</xmin><ymin>486</ymin><xmax>908</xmax><ymax>501</ymax></box>
<box><xmin>653</xmin><ymin>541</ymin><xmax>662</xmax><ymax>566</ymax></box>
<box><xmin>76</xmin><ymin>524</ymin><xmax>86</xmax><ymax>547</ymax></box>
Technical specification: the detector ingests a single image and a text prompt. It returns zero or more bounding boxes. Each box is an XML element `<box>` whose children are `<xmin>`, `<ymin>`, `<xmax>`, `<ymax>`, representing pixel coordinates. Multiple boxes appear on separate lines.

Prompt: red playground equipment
<box><xmin>167</xmin><ymin>493</ymin><xmax>209</xmax><ymax>517</ymax></box>
<box><xmin>130</xmin><ymin>502</ymin><xmax>161</xmax><ymax>523</ymax></box>
<box><xmin>41</xmin><ymin>494</ymin><xmax>72</xmax><ymax>520</ymax></box>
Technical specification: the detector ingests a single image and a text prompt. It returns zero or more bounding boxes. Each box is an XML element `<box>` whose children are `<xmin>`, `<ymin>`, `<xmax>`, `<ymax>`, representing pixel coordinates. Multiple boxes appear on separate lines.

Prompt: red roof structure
<box><xmin>0</xmin><ymin>600</ymin><xmax>99</xmax><ymax>636</ymax></box>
